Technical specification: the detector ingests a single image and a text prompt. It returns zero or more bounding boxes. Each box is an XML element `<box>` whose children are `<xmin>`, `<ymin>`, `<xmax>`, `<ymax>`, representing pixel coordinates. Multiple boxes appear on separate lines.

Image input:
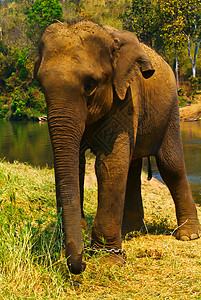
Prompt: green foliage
<box><xmin>183</xmin><ymin>0</ymin><xmax>201</xmax><ymax>77</ymax></box>
<box><xmin>189</xmin><ymin>75</ymin><xmax>199</xmax><ymax>94</ymax></box>
<box><xmin>10</xmin><ymin>90</ymin><xmax>27</xmax><ymax>120</ymax></box>
<box><xmin>0</xmin><ymin>40</ymin><xmax>9</xmax><ymax>56</ymax></box>
<box><xmin>16</xmin><ymin>50</ymin><xmax>30</xmax><ymax>81</ymax></box>
<box><xmin>0</xmin><ymin>45</ymin><xmax>31</xmax><ymax>90</ymax></box>
<box><xmin>0</xmin><ymin>102</ymin><xmax>9</xmax><ymax>119</ymax></box>
<box><xmin>183</xmin><ymin>0</ymin><xmax>201</xmax><ymax>37</ymax></box>
<box><xmin>14</xmin><ymin>50</ymin><xmax>30</xmax><ymax>79</ymax></box>
<box><xmin>62</xmin><ymin>0</ymin><xmax>125</xmax><ymax>28</ymax></box>
<box><xmin>178</xmin><ymin>88</ymin><xmax>190</xmax><ymax>107</ymax></box>
<box><xmin>7</xmin><ymin>87</ymin><xmax>46</xmax><ymax>121</ymax></box>
<box><xmin>0</xmin><ymin>42</ymin><xmax>17</xmax><ymax>90</ymax></box>
<box><xmin>0</xmin><ymin>35</ymin><xmax>46</xmax><ymax>119</ymax></box>
<box><xmin>121</xmin><ymin>0</ymin><xmax>157</xmax><ymax>46</ymax></box>
<box><xmin>156</xmin><ymin>0</ymin><xmax>186</xmax><ymax>49</ymax></box>
<box><xmin>0</xmin><ymin>84</ymin><xmax>46</xmax><ymax>120</ymax></box>
<box><xmin>121</xmin><ymin>0</ymin><xmax>201</xmax><ymax>80</ymax></box>
<box><xmin>25</xmin><ymin>0</ymin><xmax>63</xmax><ymax>44</ymax></box>
<box><xmin>0</xmin><ymin>0</ymin><xmax>201</xmax><ymax>121</ymax></box>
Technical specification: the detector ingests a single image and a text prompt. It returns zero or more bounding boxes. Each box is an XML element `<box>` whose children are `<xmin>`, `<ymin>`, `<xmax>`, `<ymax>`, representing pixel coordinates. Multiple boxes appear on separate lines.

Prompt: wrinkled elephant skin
<box><xmin>34</xmin><ymin>21</ymin><xmax>201</xmax><ymax>274</ymax></box>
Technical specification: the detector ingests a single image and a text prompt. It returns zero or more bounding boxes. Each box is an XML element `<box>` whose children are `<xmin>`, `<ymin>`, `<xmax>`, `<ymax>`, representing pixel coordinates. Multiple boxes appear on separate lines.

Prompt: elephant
<box><xmin>34</xmin><ymin>21</ymin><xmax>201</xmax><ymax>274</ymax></box>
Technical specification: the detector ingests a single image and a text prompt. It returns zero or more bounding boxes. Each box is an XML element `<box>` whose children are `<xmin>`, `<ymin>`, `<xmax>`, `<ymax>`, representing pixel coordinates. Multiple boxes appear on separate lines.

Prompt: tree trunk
<box><xmin>192</xmin><ymin>63</ymin><xmax>196</xmax><ymax>78</ymax></box>
<box><xmin>174</xmin><ymin>45</ymin><xmax>179</xmax><ymax>88</ymax></box>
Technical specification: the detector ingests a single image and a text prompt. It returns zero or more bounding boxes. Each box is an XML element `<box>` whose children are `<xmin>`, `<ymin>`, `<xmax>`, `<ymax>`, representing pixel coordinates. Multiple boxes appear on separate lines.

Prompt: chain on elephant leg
<box><xmin>90</xmin><ymin>246</ymin><xmax>127</xmax><ymax>267</ymax></box>
<box><xmin>91</xmin><ymin>222</ymin><xmax>127</xmax><ymax>267</ymax></box>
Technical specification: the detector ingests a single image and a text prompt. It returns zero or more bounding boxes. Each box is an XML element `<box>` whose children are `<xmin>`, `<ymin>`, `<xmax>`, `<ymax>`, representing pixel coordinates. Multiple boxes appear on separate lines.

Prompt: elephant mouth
<box><xmin>87</xmin><ymin>96</ymin><xmax>93</xmax><ymax>110</ymax></box>
<box><xmin>86</xmin><ymin>98</ymin><xmax>101</xmax><ymax>123</ymax></box>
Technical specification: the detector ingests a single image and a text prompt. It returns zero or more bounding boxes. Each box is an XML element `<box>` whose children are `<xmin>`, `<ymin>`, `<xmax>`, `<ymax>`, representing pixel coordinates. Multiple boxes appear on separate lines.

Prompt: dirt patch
<box><xmin>85</xmin><ymin>161</ymin><xmax>96</xmax><ymax>187</ymax></box>
<box><xmin>179</xmin><ymin>93</ymin><xmax>201</xmax><ymax>121</ymax></box>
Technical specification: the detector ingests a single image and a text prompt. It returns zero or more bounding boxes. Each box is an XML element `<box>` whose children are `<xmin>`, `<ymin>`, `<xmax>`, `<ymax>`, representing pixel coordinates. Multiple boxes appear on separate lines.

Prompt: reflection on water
<box><xmin>181</xmin><ymin>121</ymin><xmax>201</xmax><ymax>204</ymax></box>
<box><xmin>143</xmin><ymin>120</ymin><xmax>201</xmax><ymax>205</ymax></box>
<box><xmin>0</xmin><ymin>120</ymin><xmax>200</xmax><ymax>204</ymax></box>
<box><xmin>0</xmin><ymin>121</ymin><xmax>53</xmax><ymax>167</ymax></box>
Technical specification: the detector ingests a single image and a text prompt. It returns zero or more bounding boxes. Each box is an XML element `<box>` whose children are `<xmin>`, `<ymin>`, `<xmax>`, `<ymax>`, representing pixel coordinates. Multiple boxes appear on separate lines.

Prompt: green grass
<box><xmin>0</xmin><ymin>160</ymin><xmax>200</xmax><ymax>299</ymax></box>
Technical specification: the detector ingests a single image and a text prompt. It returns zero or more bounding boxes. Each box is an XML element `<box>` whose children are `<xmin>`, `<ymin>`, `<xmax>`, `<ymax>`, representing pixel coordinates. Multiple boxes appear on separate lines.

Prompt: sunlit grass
<box><xmin>0</xmin><ymin>160</ymin><xmax>200</xmax><ymax>299</ymax></box>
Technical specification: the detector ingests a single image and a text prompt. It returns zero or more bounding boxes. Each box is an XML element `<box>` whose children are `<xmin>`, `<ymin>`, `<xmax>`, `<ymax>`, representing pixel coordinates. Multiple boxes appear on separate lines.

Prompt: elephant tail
<box><xmin>147</xmin><ymin>157</ymin><xmax>152</xmax><ymax>181</ymax></box>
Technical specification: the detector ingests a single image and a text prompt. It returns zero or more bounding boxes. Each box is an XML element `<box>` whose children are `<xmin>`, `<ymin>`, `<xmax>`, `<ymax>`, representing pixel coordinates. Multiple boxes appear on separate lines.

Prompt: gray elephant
<box><xmin>34</xmin><ymin>21</ymin><xmax>201</xmax><ymax>274</ymax></box>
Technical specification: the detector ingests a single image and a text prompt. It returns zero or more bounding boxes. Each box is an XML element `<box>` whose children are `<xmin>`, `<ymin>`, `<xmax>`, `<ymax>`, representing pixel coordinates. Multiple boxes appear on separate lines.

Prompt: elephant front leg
<box><xmin>91</xmin><ymin>134</ymin><xmax>130</xmax><ymax>264</ymax></box>
<box><xmin>79</xmin><ymin>151</ymin><xmax>88</xmax><ymax>233</ymax></box>
<box><xmin>122</xmin><ymin>158</ymin><xmax>144</xmax><ymax>237</ymax></box>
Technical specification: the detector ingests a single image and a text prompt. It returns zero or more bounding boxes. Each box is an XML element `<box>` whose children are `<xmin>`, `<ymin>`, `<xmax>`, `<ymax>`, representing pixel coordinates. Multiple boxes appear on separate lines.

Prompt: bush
<box><xmin>25</xmin><ymin>0</ymin><xmax>63</xmax><ymax>45</ymax></box>
<box><xmin>189</xmin><ymin>75</ymin><xmax>199</xmax><ymax>95</ymax></box>
<box><xmin>10</xmin><ymin>90</ymin><xmax>27</xmax><ymax>120</ymax></box>
<box><xmin>0</xmin><ymin>87</ymin><xmax>46</xmax><ymax>121</ymax></box>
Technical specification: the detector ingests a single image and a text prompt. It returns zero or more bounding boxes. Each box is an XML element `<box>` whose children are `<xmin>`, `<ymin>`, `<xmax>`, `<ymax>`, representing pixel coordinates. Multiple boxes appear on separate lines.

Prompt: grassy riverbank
<box><xmin>0</xmin><ymin>160</ymin><xmax>200</xmax><ymax>299</ymax></box>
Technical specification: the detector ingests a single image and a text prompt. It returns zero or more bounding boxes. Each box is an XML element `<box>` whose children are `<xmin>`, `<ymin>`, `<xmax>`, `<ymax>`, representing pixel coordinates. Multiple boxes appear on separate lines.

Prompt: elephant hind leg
<box><xmin>122</xmin><ymin>158</ymin><xmax>144</xmax><ymax>238</ymax></box>
<box><xmin>155</xmin><ymin>126</ymin><xmax>201</xmax><ymax>241</ymax></box>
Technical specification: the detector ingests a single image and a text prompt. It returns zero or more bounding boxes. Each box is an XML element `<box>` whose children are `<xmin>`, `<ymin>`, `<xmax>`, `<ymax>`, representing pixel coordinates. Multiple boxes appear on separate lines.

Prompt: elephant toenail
<box><xmin>190</xmin><ymin>233</ymin><xmax>198</xmax><ymax>240</ymax></box>
<box><xmin>180</xmin><ymin>235</ymin><xmax>190</xmax><ymax>241</ymax></box>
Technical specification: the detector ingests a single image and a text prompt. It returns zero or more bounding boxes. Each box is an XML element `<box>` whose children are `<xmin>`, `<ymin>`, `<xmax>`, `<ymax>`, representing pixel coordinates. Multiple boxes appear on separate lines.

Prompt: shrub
<box><xmin>189</xmin><ymin>75</ymin><xmax>199</xmax><ymax>95</ymax></box>
<box><xmin>10</xmin><ymin>90</ymin><xmax>27</xmax><ymax>120</ymax></box>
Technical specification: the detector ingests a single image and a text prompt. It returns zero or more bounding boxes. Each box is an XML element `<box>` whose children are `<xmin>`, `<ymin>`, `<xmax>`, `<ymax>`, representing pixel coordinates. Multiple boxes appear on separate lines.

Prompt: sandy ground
<box><xmin>179</xmin><ymin>93</ymin><xmax>201</xmax><ymax>121</ymax></box>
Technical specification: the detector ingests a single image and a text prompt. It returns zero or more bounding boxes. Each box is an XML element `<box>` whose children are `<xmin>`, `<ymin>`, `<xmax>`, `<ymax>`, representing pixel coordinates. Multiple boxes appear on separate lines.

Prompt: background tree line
<box><xmin>0</xmin><ymin>0</ymin><xmax>201</xmax><ymax>120</ymax></box>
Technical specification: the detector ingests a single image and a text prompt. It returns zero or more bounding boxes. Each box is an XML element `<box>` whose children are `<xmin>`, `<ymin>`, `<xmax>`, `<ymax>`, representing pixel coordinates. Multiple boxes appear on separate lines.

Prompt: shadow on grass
<box><xmin>144</xmin><ymin>218</ymin><xmax>175</xmax><ymax>236</ymax></box>
<box><xmin>123</xmin><ymin>217</ymin><xmax>175</xmax><ymax>241</ymax></box>
<box><xmin>30</xmin><ymin>212</ymin><xmax>93</xmax><ymax>273</ymax></box>
<box><xmin>28</xmin><ymin>211</ymin><xmax>175</xmax><ymax>284</ymax></box>
<box><xmin>31</xmin><ymin>212</ymin><xmax>174</xmax><ymax>259</ymax></box>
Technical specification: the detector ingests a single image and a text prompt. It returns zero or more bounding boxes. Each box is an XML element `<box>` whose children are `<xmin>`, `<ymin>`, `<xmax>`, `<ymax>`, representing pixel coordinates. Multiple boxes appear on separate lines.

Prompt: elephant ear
<box><xmin>111</xmin><ymin>30</ymin><xmax>155</xmax><ymax>100</ymax></box>
<box><xmin>34</xmin><ymin>41</ymin><xmax>44</xmax><ymax>80</ymax></box>
<box><xmin>34</xmin><ymin>55</ymin><xmax>41</xmax><ymax>79</ymax></box>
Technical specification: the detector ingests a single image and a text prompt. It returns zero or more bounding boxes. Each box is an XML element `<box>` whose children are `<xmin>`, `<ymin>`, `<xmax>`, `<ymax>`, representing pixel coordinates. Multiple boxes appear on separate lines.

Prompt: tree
<box><xmin>183</xmin><ymin>0</ymin><xmax>201</xmax><ymax>77</ymax></box>
<box><xmin>25</xmin><ymin>0</ymin><xmax>63</xmax><ymax>45</ymax></box>
<box><xmin>0</xmin><ymin>0</ymin><xmax>9</xmax><ymax>41</ymax></box>
<box><xmin>0</xmin><ymin>1</ymin><xmax>32</xmax><ymax>48</ymax></box>
<box><xmin>121</xmin><ymin>0</ymin><xmax>157</xmax><ymax>47</ymax></box>
<box><xmin>155</xmin><ymin>0</ymin><xmax>186</xmax><ymax>86</ymax></box>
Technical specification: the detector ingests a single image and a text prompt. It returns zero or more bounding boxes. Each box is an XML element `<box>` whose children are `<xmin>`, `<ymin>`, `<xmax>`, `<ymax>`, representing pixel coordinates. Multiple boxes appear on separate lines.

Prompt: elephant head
<box><xmin>34</xmin><ymin>21</ymin><xmax>154</xmax><ymax>274</ymax></box>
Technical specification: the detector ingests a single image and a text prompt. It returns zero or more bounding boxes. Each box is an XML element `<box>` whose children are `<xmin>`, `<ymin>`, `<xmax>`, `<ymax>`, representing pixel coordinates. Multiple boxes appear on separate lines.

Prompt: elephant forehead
<box><xmin>43</xmin><ymin>42</ymin><xmax>88</xmax><ymax>63</ymax></box>
<box><xmin>41</xmin><ymin>37</ymin><xmax>99</xmax><ymax>66</ymax></box>
<box><xmin>42</xmin><ymin>46</ymin><xmax>103</xmax><ymax>79</ymax></box>
<box><xmin>41</xmin><ymin>42</ymin><xmax>112</xmax><ymax>80</ymax></box>
<box><xmin>41</xmin><ymin>22</ymin><xmax>113</xmax><ymax>60</ymax></box>
<box><xmin>43</xmin><ymin>21</ymin><xmax>109</xmax><ymax>41</ymax></box>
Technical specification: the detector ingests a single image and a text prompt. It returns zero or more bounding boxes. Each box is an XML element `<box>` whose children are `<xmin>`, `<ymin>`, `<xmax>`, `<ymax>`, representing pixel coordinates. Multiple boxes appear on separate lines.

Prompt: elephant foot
<box><xmin>175</xmin><ymin>219</ymin><xmax>201</xmax><ymax>241</ymax></box>
<box><xmin>95</xmin><ymin>251</ymin><xmax>126</xmax><ymax>268</ymax></box>
<box><xmin>91</xmin><ymin>230</ymin><xmax>126</xmax><ymax>267</ymax></box>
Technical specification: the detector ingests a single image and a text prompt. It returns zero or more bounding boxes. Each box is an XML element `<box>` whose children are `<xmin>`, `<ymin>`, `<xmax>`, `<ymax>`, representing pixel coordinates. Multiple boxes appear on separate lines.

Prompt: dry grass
<box><xmin>0</xmin><ymin>160</ymin><xmax>200</xmax><ymax>299</ymax></box>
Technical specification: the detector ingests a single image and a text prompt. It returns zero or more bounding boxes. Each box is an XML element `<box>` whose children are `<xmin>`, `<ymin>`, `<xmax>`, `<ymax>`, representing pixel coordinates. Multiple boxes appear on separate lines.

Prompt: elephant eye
<box><xmin>84</xmin><ymin>78</ymin><xmax>98</xmax><ymax>96</ymax></box>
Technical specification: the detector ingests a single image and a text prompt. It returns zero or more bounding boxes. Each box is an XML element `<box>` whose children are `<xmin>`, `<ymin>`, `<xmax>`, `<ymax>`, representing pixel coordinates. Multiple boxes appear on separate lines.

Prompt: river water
<box><xmin>0</xmin><ymin>120</ymin><xmax>200</xmax><ymax>205</ymax></box>
<box><xmin>143</xmin><ymin>121</ymin><xmax>201</xmax><ymax>205</ymax></box>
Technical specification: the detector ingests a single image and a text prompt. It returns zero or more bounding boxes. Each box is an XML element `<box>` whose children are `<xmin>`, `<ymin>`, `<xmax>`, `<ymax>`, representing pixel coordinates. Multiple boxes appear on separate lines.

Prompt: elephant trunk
<box><xmin>47</xmin><ymin>103</ymin><xmax>87</xmax><ymax>274</ymax></box>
